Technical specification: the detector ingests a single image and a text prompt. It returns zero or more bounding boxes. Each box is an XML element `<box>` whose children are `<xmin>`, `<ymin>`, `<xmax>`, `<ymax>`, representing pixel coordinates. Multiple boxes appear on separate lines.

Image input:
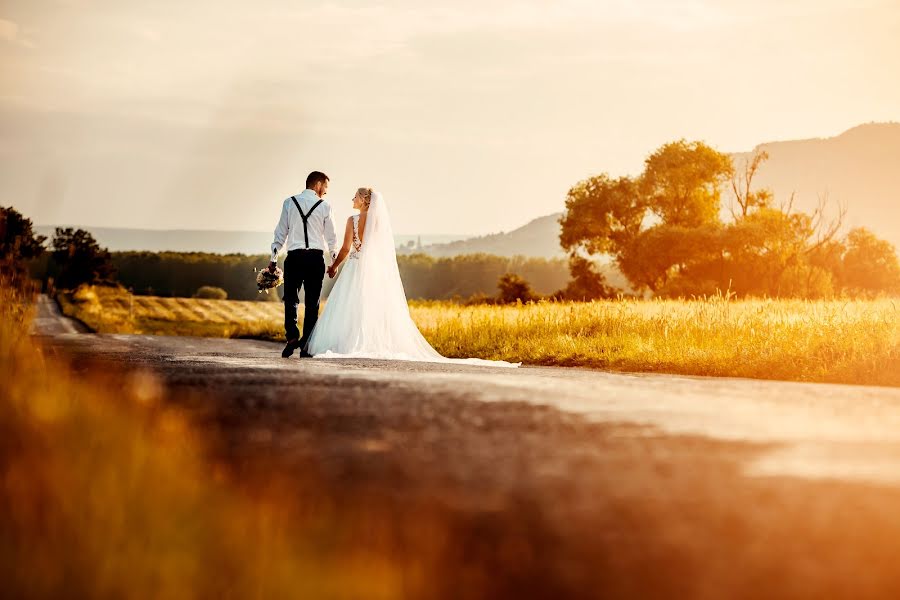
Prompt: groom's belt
<box><xmin>287</xmin><ymin>248</ymin><xmax>324</xmax><ymax>255</ymax></box>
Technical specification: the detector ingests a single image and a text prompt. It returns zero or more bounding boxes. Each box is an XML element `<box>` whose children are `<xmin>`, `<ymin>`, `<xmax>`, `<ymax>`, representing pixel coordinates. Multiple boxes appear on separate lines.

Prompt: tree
<box><xmin>558</xmin><ymin>138</ymin><xmax>862</xmax><ymax>298</ymax></box>
<box><xmin>640</xmin><ymin>140</ymin><xmax>733</xmax><ymax>227</ymax></box>
<box><xmin>777</xmin><ymin>264</ymin><xmax>835</xmax><ymax>299</ymax></box>
<box><xmin>722</xmin><ymin>208</ymin><xmax>806</xmax><ymax>295</ymax></box>
<box><xmin>559</xmin><ymin>174</ymin><xmax>643</xmax><ymax>294</ymax></box>
<box><xmin>497</xmin><ymin>273</ymin><xmax>536</xmax><ymax>304</ymax></box>
<box><xmin>1</xmin><ymin>206</ymin><xmax>46</xmax><ymax>277</ymax></box>
<box><xmin>840</xmin><ymin>228</ymin><xmax>900</xmax><ymax>296</ymax></box>
<box><xmin>49</xmin><ymin>228</ymin><xmax>115</xmax><ymax>289</ymax></box>
<box><xmin>556</xmin><ymin>256</ymin><xmax>614</xmax><ymax>300</ymax></box>
<box><xmin>729</xmin><ymin>149</ymin><xmax>773</xmax><ymax>219</ymax></box>
<box><xmin>620</xmin><ymin>223</ymin><xmax>724</xmax><ymax>294</ymax></box>
<box><xmin>560</xmin><ymin>142</ymin><xmax>734</xmax><ymax>296</ymax></box>
<box><xmin>560</xmin><ymin>174</ymin><xmax>644</xmax><ymax>257</ymax></box>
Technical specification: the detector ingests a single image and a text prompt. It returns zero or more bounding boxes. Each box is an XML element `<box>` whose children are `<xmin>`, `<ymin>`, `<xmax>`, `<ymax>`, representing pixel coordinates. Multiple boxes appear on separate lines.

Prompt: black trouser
<box><xmin>282</xmin><ymin>249</ymin><xmax>325</xmax><ymax>346</ymax></box>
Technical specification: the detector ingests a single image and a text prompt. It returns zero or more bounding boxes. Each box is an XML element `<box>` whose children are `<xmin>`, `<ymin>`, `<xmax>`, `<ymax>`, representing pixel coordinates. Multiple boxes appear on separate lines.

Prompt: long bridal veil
<box><xmin>308</xmin><ymin>191</ymin><xmax>519</xmax><ymax>368</ymax></box>
<box><xmin>353</xmin><ymin>190</ymin><xmax>442</xmax><ymax>360</ymax></box>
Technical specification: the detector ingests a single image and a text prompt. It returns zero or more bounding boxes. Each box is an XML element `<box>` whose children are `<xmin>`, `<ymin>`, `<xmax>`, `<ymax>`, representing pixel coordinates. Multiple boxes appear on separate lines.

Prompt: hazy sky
<box><xmin>2</xmin><ymin>0</ymin><xmax>899</xmax><ymax>236</ymax></box>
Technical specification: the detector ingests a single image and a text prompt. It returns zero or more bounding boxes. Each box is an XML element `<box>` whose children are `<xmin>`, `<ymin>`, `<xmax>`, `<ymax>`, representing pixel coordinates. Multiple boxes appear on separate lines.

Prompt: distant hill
<box><xmin>34</xmin><ymin>226</ymin><xmax>465</xmax><ymax>255</ymax></box>
<box><xmin>420</xmin><ymin>122</ymin><xmax>900</xmax><ymax>259</ymax></box>
<box><xmin>34</xmin><ymin>226</ymin><xmax>274</xmax><ymax>255</ymax></box>
<box><xmin>416</xmin><ymin>213</ymin><xmax>565</xmax><ymax>258</ymax></box>
<box><xmin>730</xmin><ymin>122</ymin><xmax>900</xmax><ymax>248</ymax></box>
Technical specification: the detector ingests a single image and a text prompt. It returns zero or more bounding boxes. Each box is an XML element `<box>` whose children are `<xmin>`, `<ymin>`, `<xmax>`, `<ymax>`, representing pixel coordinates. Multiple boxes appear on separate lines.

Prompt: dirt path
<box><xmin>32</xmin><ymin>296</ymin><xmax>900</xmax><ymax>599</ymax></box>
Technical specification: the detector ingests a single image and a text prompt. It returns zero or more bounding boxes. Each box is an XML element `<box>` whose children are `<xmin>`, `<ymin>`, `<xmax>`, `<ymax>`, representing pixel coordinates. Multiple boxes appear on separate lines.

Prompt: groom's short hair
<box><xmin>306</xmin><ymin>171</ymin><xmax>329</xmax><ymax>189</ymax></box>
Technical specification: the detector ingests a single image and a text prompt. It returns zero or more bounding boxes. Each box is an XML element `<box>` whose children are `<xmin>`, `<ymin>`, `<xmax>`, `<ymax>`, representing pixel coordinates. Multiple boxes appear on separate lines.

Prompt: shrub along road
<box><xmin>33</xmin><ymin>295</ymin><xmax>900</xmax><ymax>599</ymax></box>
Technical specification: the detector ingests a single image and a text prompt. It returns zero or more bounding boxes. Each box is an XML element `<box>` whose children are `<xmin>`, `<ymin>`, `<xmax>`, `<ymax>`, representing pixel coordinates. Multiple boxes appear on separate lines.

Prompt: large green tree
<box><xmin>558</xmin><ymin>175</ymin><xmax>643</xmax><ymax>297</ymax></box>
<box><xmin>559</xmin><ymin>174</ymin><xmax>644</xmax><ymax>256</ymax></box>
<box><xmin>560</xmin><ymin>141</ymin><xmax>733</xmax><ymax>296</ymax></box>
<box><xmin>558</xmin><ymin>139</ymin><xmax>900</xmax><ymax>298</ymax></box>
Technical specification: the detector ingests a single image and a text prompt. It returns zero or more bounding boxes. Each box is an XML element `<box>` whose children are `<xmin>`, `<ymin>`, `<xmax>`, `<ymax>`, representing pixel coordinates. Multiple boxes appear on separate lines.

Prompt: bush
<box><xmin>463</xmin><ymin>292</ymin><xmax>496</xmax><ymax>306</ymax></box>
<box><xmin>555</xmin><ymin>256</ymin><xmax>615</xmax><ymax>300</ymax></box>
<box><xmin>497</xmin><ymin>273</ymin><xmax>537</xmax><ymax>304</ymax></box>
<box><xmin>194</xmin><ymin>286</ymin><xmax>228</xmax><ymax>300</ymax></box>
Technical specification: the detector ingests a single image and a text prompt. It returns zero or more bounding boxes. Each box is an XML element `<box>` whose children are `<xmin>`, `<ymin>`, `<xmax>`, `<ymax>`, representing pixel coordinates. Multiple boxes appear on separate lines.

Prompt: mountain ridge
<box><xmin>729</xmin><ymin>121</ymin><xmax>900</xmax><ymax>249</ymax></box>
<box><xmin>421</xmin><ymin>121</ymin><xmax>900</xmax><ymax>258</ymax></box>
<box><xmin>410</xmin><ymin>213</ymin><xmax>565</xmax><ymax>259</ymax></box>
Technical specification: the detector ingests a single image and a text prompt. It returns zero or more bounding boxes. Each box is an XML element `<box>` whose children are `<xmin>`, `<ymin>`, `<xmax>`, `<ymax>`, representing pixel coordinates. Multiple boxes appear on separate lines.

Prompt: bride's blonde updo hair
<box><xmin>357</xmin><ymin>187</ymin><xmax>373</xmax><ymax>209</ymax></box>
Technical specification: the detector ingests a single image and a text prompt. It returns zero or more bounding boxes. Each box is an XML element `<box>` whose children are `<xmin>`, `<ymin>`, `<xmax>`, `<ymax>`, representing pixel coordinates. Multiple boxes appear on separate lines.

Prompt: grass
<box><xmin>58</xmin><ymin>285</ymin><xmax>900</xmax><ymax>387</ymax></box>
<box><xmin>415</xmin><ymin>298</ymin><xmax>900</xmax><ymax>386</ymax></box>
<box><xmin>2</xmin><ymin>281</ymin><xmax>409</xmax><ymax>598</ymax></box>
<box><xmin>58</xmin><ymin>284</ymin><xmax>284</xmax><ymax>339</ymax></box>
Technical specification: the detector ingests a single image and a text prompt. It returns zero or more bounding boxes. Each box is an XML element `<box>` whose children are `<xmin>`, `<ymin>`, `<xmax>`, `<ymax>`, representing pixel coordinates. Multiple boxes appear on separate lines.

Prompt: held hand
<box><xmin>267</xmin><ymin>261</ymin><xmax>277</xmax><ymax>272</ymax></box>
<box><xmin>327</xmin><ymin>265</ymin><xmax>337</xmax><ymax>279</ymax></box>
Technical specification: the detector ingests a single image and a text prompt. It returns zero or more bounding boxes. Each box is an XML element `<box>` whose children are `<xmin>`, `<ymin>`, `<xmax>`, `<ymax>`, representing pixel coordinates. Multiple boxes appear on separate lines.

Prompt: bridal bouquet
<box><xmin>255</xmin><ymin>266</ymin><xmax>284</xmax><ymax>294</ymax></box>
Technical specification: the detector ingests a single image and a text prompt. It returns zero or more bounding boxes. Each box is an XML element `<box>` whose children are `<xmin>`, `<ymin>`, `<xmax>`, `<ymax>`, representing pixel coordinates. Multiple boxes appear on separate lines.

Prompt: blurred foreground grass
<box><xmin>59</xmin><ymin>285</ymin><xmax>900</xmax><ymax>386</ymax></box>
<box><xmin>1</xmin><ymin>281</ymin><xmax>407</xmax><ymax>599</ymax></box>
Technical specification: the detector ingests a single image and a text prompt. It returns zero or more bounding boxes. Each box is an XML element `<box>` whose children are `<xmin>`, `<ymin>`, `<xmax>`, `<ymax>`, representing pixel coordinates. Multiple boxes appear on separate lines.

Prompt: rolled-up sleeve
<box><xmin>324</xmin><ymin>204</ymin><xmax>338</xmax><ymax>259</ymax></box>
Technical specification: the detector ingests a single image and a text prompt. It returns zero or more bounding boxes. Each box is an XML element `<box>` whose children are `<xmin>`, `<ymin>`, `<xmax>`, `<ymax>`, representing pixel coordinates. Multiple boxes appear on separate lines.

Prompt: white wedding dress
<box><xmin>306</xmin><ymin>192</ymin><xmax>519</xmax><ymax>368</ymax></box>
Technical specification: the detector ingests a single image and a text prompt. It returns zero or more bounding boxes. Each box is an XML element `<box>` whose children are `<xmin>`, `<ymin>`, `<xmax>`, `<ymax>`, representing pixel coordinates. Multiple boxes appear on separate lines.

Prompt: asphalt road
<box><xmin>32</xmin><ymin>296</ymin><xmax>900</xmax><ymax>599</ymax></box>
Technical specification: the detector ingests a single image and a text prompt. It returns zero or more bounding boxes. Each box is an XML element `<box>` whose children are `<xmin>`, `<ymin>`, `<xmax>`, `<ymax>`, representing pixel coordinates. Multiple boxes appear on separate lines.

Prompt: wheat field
<box><xmin>415</xmin><ymin>298</ymin><xmax>900</xmax><ymax>386</ymax></box>
<box><xmin>58</xmin><ymin>285</ymin><xmax>900</xmax><ymax>387</ymax></box>
<box><xmin>59</xmin><ymin>285</ymin><xmax>285</xmax><ymax>338</ymax></box>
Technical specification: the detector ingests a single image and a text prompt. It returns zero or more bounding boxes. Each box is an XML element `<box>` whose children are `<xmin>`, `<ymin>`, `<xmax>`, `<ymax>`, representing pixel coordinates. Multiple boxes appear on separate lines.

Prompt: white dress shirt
<box><xmin>271</xmin><ymin>189</ymin><xmax>338</xmax><ymax>261</ymax></box>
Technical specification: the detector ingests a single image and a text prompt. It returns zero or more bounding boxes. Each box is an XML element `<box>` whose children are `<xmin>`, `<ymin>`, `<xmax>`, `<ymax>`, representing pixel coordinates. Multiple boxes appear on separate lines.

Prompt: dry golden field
<box><xmin>415</xmin><ymin>297</ymin><xmax>900</xmax><ymax>386</ymax></box>
<box><xmin>58</xmin><ymin>285</ymin><xmax>900</xmax><ymax>387</ymax></box>
<box><xmin>58</xmin><ymin>284</ymin><xmax>284</xmax><ymax>338</ymax></box>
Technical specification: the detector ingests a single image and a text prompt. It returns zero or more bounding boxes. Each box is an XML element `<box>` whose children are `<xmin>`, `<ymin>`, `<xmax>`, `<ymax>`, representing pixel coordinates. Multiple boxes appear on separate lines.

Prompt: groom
<box><xmin>269</xmin><ymin>171</ymin><xmax>338</xmax><ymax>358</ymax></box>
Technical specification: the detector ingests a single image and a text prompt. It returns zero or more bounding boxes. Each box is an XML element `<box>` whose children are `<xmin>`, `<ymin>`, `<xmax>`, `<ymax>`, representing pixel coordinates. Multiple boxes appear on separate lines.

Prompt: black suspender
<box><xmin>290</xmin><ymin>196</ymin><xmax>324</xmax><ymax>248</ymax></box>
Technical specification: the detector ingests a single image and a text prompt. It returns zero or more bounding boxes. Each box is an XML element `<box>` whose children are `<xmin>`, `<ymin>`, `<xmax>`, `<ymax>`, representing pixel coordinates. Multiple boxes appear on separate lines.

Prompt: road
<box><xmin>32</xmin><ymin>296</ymin><xmax>900</xmax><ymax>599</ymax></box>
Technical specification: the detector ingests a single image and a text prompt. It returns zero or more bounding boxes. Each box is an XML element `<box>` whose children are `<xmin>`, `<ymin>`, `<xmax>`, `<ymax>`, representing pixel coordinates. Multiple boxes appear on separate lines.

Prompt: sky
<box><xmin>1</xmin><ymin>0</ymin><xmax>899</xmax><ymax>236</ymax></box>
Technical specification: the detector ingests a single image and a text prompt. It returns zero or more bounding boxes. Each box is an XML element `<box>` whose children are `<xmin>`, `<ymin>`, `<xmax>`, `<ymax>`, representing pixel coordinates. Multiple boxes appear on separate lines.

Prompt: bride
<box><xmin>305</xmin><ymin>188</ymin><xmax>519</xmax><ymax>368</ymax></box>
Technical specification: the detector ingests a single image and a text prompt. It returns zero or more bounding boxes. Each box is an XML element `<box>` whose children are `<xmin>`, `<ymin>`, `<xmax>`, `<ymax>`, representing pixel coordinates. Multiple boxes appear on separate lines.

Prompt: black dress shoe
<box><xmin>281</xmin><ymin>339</ymin><xmax>300</xmax><ymax>358</ymax></box>
<box><xmin>299</xmin><ymin>349</ymin><xmax>313</xmax><ymax>358</ymax></box>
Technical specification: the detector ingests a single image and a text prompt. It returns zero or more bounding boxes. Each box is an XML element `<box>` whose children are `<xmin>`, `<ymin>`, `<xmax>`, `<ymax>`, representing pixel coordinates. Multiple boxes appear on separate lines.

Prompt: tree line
<box><xmin>560</xmin><ymin>143</ymin><xmax>900</xmax><ymax>298</ymax></box>
<box><xmin>104</xmin><ymin>250</ymin><xmax>569</xmax><ymax>301</ymax></box>
<box><xmin>3</xmin><ymin>206</ymin><xmax>568</xmax><ymax>301</ymax></box>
